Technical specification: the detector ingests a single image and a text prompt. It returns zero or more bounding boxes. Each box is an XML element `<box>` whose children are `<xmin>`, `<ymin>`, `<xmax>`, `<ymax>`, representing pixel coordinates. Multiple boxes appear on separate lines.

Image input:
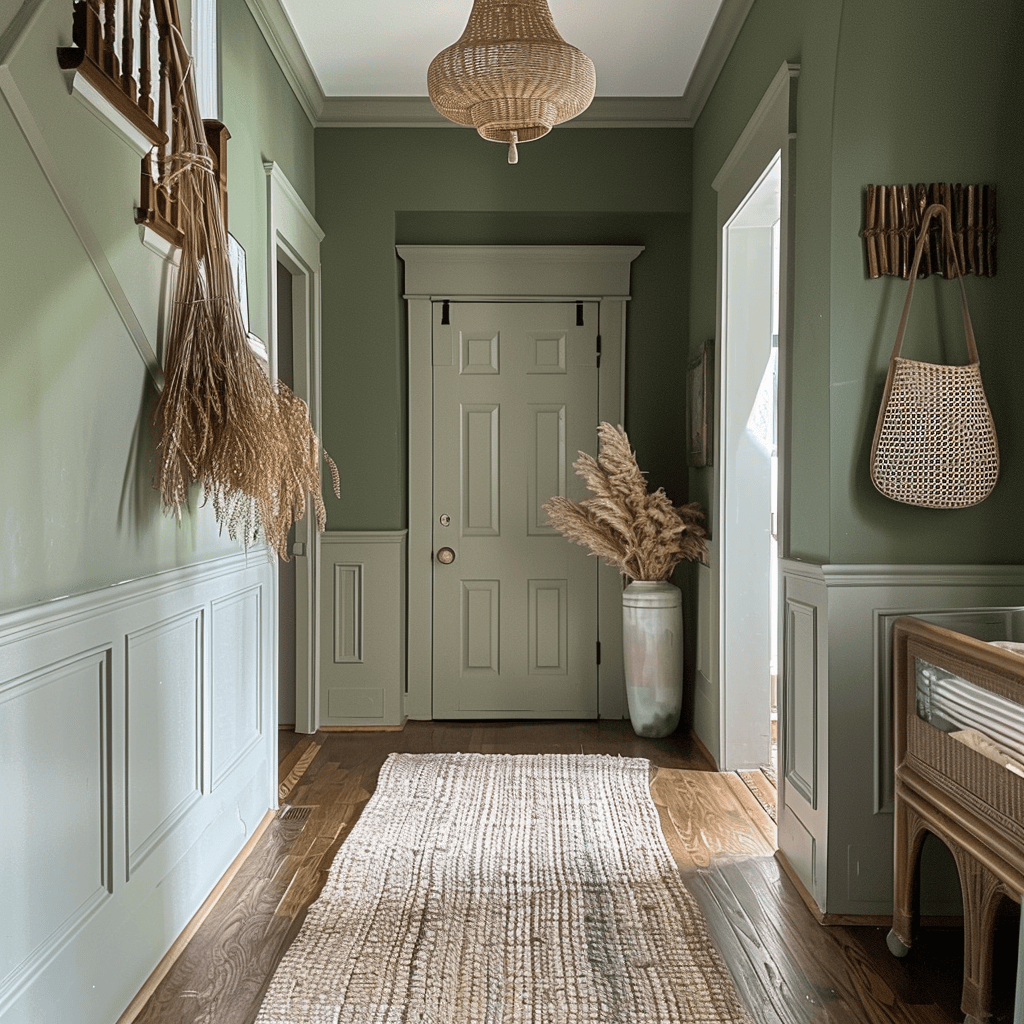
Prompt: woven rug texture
<box><xmin>255</xmin><ymin>752</ymin><xmax>752</xmax><ymax>1023</ymax></box>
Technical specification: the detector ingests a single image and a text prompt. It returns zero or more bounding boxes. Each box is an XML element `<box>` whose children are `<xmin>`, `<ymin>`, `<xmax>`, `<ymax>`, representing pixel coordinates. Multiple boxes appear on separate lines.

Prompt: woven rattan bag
<box><xmin>870</xmin><ymin>203</ymin><xmax>999</xmax><ymax>508</ymax></box>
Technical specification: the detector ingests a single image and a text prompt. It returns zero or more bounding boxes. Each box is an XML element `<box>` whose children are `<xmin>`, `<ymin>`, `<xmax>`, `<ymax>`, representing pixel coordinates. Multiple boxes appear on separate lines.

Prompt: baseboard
<box><xmin>114</xmin><ymin>809</ymin><xmax>276</xmax><ymax>1024</ymax></box>
<box><xmin>774</xmin><ymin>850</ymin><xmax>963</xmax><ymax>928</ymax></box>
<box><xmin>775</xmin><ymin>848</ymin><xmax>824</xmax><ymax>920</ymax></box>
<box><xmin>319</xmin><ymin>719</ymin><xmax>408</xmax><ymax>733</ymax></box>
<box><xmin>690</xmin><ymin>729</ymin><xmax>719</xmax><ymax>771</ymax></box>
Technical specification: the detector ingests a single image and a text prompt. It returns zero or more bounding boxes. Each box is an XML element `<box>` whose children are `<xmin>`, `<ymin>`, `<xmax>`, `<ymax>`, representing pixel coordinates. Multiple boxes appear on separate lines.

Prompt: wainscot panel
<box><xmin>319</xmin><ymin>531</ymin><xmax>407</xmax><ymax>727</ymax></box>
<box><xmin>779</xmin><ymin>560</ymin><xmax>1024</xmax><ymax>918</ymax></box>
<box><xmin>0</xmin><ymin>552</ymin><xmax>276</xmax><ymax>1024</ymax></box>
<box><xmin>778</xmin><ymin>561</ymin><xmax>829</xmax><ymax>911</ymax></box>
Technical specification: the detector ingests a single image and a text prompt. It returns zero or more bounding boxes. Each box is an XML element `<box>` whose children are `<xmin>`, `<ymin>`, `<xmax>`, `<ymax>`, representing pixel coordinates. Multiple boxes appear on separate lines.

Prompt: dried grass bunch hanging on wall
<box><xmin>542</xmin><ymin>423</ymin><xmax>707</xmax><ymax>582</ymax></box>
<box><xmin>152</xmin><ymin>28</ymin><xmax>337</xmax><ymax>559</ymax></box>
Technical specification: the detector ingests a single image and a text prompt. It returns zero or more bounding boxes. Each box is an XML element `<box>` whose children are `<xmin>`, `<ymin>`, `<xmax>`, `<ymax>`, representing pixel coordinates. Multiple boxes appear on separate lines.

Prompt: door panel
<box><xmin>432</xmin><ymin>302</ymin><xmax>599</xmax><ymax>718</ymax></box>
<box><xmin>462</xmin><ymin>405</ymin><xmax>499</xmax><ymax>534</ymax></box>
<box><xmin>528</xmin><ymin>405</ymin><xmax>566</xmax><ymax>535</ymax></box>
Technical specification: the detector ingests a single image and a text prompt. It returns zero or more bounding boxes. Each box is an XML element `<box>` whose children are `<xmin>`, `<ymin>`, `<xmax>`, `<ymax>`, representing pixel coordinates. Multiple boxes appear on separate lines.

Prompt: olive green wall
<box><xmin>220</xmin><ymin>0</ymin><xmax>315</xmax><ymax>339</ymax></box>
<box><xmin>0</xmin><ymin>0</ymin><xmax>314</xmax><ymax>612</ymax></box>
<box><xmin>689</xmin><ymin>0</ymin><xmax>841</xmax><ymax>563</ymax></box>
<box><xmin>827</xmin><ymin>0</ymin><xmax>1024</xmax><ymax>563</ymax></box>
<box><xmin>313</xmin><ymin>127</ymin><xmax>692</xmax><ymax>531</ymax></box>
<box><xmin>690</xmin><ymin>0</ymin><xmax>1024</xmax><ymax>565</ymax></box>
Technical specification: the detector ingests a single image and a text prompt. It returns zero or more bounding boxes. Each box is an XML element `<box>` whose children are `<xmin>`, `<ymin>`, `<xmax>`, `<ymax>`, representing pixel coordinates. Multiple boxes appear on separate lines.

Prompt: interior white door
<box><xmin>720</xmin><ymin>156</ymin><xmax>781</xmax><ymax>769</ymax></box>
<box><xmin>432</xmin><ymin>301</ymin><xmax>599</xmax><ymax>718</ymax></box>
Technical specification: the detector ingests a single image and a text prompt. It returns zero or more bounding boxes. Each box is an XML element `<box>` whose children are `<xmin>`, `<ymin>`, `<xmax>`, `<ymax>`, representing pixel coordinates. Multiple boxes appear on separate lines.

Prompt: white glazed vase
<box><xmin>622</xmin><ymin>580</ymin><xmax>683</xmax><ymax>738</ymax></box>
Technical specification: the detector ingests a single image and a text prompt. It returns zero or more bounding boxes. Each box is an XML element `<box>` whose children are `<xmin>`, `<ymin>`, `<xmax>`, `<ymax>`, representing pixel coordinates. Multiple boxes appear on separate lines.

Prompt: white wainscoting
<box><xmin>0</xmin><ymin>551</ymin><xmax>276</xmax><ymax>1024</ymax></box>
<box><xmin>779</xmin><ymin>560</ymin><xmax>1024</xmax><ymax>917</ymax></box>
<box><xmin>318</xmin><ymin>531</ymin><xmax>407</xmax><ymax>727</ymax></box>
<box><xmin>778</xmin><ymin>561</ymin><xmax>829</xmax><ymax>910</ymax></box>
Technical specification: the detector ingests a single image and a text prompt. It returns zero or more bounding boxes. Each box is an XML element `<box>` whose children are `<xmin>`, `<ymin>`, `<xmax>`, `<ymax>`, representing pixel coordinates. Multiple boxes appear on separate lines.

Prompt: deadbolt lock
<box><xmin>439</xmin><ymin>514</ymin><xmax>451</xmax><ymax>527</ymax></box>
<box><xmin>436</xmin><ymin>547</ymin><xmax>456</xmax><ymax>565</ymax></box>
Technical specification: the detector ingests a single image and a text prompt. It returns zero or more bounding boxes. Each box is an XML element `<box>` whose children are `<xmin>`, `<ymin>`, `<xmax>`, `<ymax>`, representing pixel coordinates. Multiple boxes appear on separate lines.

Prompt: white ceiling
<box><xmin>278</xmin><ymin>0</ymin><xmax>728</xmax><ymax>99</ymax></box>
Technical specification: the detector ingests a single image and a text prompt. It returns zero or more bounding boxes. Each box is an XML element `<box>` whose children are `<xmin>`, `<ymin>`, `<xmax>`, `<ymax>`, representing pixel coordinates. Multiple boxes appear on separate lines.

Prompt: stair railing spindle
<box><xmin>138</xmin><ymin>0</ymin><xmax>153</xmax><ymax>116</ymax></box>
<box><xmin>101</xmin><ymin>0</ymin><xmax>119</xmax><ymax>80</ymax></box>
<box><xmin>120</xmin><ymin>0</ymin><xmax>137</xmax><ymax>101</ymax></box>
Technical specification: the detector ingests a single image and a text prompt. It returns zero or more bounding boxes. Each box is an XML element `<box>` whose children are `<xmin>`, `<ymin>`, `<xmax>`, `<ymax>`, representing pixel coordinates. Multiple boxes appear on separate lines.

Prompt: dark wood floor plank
<box><xmin>130</xmin><ymin>724</ymin><xmax>976</xmax><ymax>1024</ymax></box>
<box><xmin>653</xmin><ymin>769</ymin><xmax>776</xmax><ymax>870</ymax></box>
<box><xmin>712</xmin><ymin>859</ymin><xmax>885</xmax><ymax>1023</ymax></box>
<box><xmin>276</xmin><ymin>728</ymin><xmax>304</xmax><ymax>766</ymax></box>
<box><xmin>685</xmin><ymin>866</ymin><xmax>817</xmax><ymax>1024</ymax></box>
<box><xmin>273</xmin><ymin>834</ymin><xmax>338</xmax><ymax>922</ymax></box>
<box><xmin>721</xmin><ymin>857</ymin><xmax>954</xmax><ymax>1024</ymax></box>
<box><xmin>277</xmin><ymin>735</ymin><xmax>321</xmax><ymax>801</ymax></box>
<box><xmin>131</xmin><ymin>817</ymin><xmax>310</xmax><ymax>1024</ymax></box>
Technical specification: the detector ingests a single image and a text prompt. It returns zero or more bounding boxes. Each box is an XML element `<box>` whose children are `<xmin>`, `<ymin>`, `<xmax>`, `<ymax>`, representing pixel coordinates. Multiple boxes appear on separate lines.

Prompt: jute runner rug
<box><xmin>256</xmin><ymin>752</ymin><xmax>752</xmax><ymax>1023</ymax></box>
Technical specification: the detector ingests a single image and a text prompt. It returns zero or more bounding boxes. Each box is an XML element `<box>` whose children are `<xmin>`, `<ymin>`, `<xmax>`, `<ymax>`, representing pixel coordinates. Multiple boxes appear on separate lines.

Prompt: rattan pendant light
<box><xmin>427</xmin><ymin>0</ymin><xmax>596</xmax><ymax>164</ymax></box>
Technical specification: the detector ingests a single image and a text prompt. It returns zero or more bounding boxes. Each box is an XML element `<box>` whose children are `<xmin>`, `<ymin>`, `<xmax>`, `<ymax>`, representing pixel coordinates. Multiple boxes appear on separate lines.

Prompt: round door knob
<box><xmin>436</xmin><ymin>547</ymin><xmax>456</xmax><ymax>564</ymax></box>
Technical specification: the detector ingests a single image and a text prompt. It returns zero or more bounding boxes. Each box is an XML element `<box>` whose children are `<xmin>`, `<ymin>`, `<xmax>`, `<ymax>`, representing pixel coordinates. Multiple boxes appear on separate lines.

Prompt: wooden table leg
<box><xmin>1014</xmin><ymin>900</ymin><xmax>1024</xmax><ymax>1024</ymax></box>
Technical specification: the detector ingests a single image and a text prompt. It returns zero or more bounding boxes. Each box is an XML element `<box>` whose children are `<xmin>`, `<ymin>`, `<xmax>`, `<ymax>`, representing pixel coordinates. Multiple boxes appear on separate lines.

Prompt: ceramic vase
<box><xmin>622</xmin><ymin>580</ymin><xmax>683</xmax><ymax>738</ymax></box>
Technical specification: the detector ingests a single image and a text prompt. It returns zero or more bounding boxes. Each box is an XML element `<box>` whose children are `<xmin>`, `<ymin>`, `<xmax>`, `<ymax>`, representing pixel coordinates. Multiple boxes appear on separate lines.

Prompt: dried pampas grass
<box><xmin>152</xmin><ymin>26</ymin><xmax>337</xmax><ymax>559</ymax></box>
<box><xmin>542</xmin><ymin>423</ymin><xmax>707</xmax><ymax>582</ymax></box>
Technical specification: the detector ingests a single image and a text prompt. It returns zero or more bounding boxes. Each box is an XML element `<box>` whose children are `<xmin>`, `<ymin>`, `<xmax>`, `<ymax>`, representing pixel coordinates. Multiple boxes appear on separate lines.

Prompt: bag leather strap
<box><xmin>890</xmin><ymin>203</ymin><xmax>979</xmax><ymax>364</ymax></box>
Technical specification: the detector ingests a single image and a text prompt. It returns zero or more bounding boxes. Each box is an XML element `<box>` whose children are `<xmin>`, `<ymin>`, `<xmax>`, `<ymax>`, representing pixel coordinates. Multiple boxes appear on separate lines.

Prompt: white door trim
<box><xmin>265</xmin><ymin>161</ymin><xmax>325</xmax><ymax>734</ymax></box>
<box><xmin>398</xmin><ymin>245</ymin><xmax>643</xmax><ymax>721</ymax></box>
<box><xmin>711</xmin><ymin>62</ymin><xmax>798</xmax><ymax>769</ymax></box>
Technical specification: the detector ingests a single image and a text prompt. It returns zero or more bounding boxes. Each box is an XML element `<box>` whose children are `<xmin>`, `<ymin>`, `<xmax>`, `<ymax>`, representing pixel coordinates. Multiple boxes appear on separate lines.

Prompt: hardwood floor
<box><xmin>125</xmin><ymin>721</ymin><xmax>1016</xmax><ymax>1024</ymax></box>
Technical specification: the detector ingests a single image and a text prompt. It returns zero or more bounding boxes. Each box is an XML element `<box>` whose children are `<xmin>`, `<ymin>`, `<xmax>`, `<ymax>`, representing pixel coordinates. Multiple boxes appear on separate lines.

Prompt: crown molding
<box><xmin>241</xmin><ymin>0</ymin><xmax>324</xmax><ymax>125</ymax></box>
<box><xmin>243</xmin><ymin>0</ymin><xmax>757</xmax><ymax>131</ymax></box>
<box><xmin>318</xmin><ymin>95</ymin><xmax>692</xmax><ymax>129</ymax></box>
<box><xmin>317</xmin><ymin>96</ymin><xmax>446</xmax><ymax>128</ymax></box>
<box><xmin>681</xmin><ymin>0</ymin><xmax>758</xmax><ymax>125</ymax></box>
<box><xmin>573</xmin><ymin>96</ymin><xmax>689</xmax><ymax>128</ymax></box>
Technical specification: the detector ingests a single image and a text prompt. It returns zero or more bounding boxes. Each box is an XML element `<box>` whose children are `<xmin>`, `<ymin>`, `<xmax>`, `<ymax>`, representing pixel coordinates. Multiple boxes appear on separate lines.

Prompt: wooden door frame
<box><xmin>398</xmin><ymin>245</ymin><xmax>643</xmax><ymax>721</ymax></box>
<box><xmin>265</xmin><ymin>161</ymin><xmax>325</xmax><ymax>735</ymax></box>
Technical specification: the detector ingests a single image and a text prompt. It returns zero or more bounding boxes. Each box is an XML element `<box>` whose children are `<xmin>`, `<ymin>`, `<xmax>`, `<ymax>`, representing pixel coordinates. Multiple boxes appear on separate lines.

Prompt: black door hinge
<box><xmin>576</xmin><ymin>302</ymin><xmax>585</xmax><ymax>326</ymax></box>
<box><xmin>596</xmin><ymin>640</ymin><xmax>602</xmax><ymax>665</ymax></box>
<box><xmin>596</xmin><ymin>335</ymin><xmax>602</xmax><ymax>368</ymax></box>
<box><xmin>441</xmin><ymin>299</ymin><xmax>450</xmax><ymax>325</ymax></box>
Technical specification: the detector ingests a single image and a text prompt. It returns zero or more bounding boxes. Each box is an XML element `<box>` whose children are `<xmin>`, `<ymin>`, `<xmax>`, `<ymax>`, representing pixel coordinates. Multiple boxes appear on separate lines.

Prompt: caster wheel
<box><xmin>886</xmin><ymin>929</ymin><xmax>911</xmax><ymax>957</ymax></box>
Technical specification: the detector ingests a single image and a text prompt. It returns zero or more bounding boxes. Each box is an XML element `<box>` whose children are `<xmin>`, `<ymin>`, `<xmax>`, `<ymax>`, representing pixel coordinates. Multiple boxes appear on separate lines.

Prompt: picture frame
<box><xmin>687</xmin><ymin>340</ymin><xmax>713</xmax><ymax>467</ymax></box>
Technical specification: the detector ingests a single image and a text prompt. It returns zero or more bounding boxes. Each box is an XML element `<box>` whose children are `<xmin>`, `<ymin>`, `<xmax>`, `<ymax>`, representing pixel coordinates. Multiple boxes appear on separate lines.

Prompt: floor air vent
<box><xmin>279</xmin><ymin>805</ymin><xmax>314</xmax><ymax>822</ymax></box>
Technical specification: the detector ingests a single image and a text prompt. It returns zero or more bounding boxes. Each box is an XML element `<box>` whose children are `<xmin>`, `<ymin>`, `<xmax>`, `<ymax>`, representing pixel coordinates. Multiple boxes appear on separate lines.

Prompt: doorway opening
<box><xmin>266</xmin><ymin>160</ymin><xmax>326</xmax><ymax>734</ymax></box>
<box><xmin>769</xmin><ymin>217</ymin><xmax>780</xmax><ymax>776</ymax></box>
<box><xmin>720</xmin><ymin>152</ymin><xmax>781</xmax><ymax>772</ymax></box>
<box><xmin>276</xmin><ymin>259</ymin><xmax>296</xmax><ymax>728</ymax></box>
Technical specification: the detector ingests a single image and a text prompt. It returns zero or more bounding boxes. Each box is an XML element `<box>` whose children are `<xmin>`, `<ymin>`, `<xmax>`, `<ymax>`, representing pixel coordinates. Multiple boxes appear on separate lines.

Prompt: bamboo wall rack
<box><xmin>863</xmin><ymin>183</ymin><xmax>997</xmax><ymax>279</ymax></box>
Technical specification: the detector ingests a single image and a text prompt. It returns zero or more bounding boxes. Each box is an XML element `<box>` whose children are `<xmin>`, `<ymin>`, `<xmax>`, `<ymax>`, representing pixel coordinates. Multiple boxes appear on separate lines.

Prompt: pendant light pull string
<box><xmin>508</xmin><ymin>131</ymin><xmax>519</xmax><ymax>165</ymax></box>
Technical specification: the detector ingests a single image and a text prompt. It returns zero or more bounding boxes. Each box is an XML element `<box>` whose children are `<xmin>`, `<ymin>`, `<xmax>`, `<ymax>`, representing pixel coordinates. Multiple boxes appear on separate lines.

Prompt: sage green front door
<box><xmin>432</xmin><ymin>301</ymin><xmax>600</xmax><ymax>718</ymax></box>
